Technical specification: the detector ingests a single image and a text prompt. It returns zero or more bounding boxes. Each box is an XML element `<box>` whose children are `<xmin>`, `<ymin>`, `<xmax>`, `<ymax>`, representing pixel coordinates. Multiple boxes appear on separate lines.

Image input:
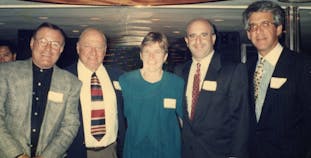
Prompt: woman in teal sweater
<box><xmin>119</xmin><ymin>32</ymin><xmax>184</xmax><ymax>158</ymax></box>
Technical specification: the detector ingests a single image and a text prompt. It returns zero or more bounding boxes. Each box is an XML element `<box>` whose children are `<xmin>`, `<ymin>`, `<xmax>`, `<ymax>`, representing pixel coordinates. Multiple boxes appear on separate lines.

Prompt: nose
<box><xmin>194</xmin><ymin>35</ymin><xmax>202</xmax><ymax>43</ymax></box>
<box><xmin>43</xmin><ymin>42</ymin><xmax>53</xmax><ymax>51</ymax></box>
<box><xmin>255</xmin><ymin>25</ymin><xmax>264</xmax><ymax>34</ymax></box>
<box><xmin>148</xmin><ymin>52</ymin><xmax>155</xmax><ymax>59</ymax></box>
<box><xmin>90</xmin><ymin>47</ymin><xmax>98</xmax><ymax>56</ymax></box>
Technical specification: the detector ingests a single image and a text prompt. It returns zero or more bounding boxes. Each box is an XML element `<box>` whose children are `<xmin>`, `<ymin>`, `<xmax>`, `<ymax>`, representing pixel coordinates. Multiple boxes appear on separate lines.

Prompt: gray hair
<box><xmin>242</xmin><ymin>1</ymin><xmax>285</xmax><ymax>31</ymax></box>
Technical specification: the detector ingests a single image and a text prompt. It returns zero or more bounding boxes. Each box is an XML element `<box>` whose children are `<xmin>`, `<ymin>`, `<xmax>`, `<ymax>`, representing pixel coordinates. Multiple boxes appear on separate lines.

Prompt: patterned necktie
<box><xmin>90</xmin><ymin>72</ymin><xmax>106</xmax><ymax>141</ymax></box>
<box><xmin>253</xmin><ymin>57</ymin><xmax>265</xmax><ymax>102</ymax></box>
<box><xmin>190</xmin><ymin>63</ymin><xmax>201</xmax><ymax>120</ymax></box>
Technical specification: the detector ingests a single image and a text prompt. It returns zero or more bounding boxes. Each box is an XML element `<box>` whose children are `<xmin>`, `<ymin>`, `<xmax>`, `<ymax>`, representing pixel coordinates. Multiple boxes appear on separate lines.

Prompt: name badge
<box><xmin>202</xmin><ymin>80</ymin><xmax>217</xmax><ymax>91</ymax></box>
<box><xmin>48</xmin><ymin>91</ymin><xmax>63</xmax><ymax>103</ymax></box>
<box><xmin>113</xmin><ymin>81</ymin><xmax>121</xmax><ymax>90</ymax></box>
<box><xmin>163</xmin><ymin>98</ymin><xmax>176</xmax><ymax>109</ymax></box>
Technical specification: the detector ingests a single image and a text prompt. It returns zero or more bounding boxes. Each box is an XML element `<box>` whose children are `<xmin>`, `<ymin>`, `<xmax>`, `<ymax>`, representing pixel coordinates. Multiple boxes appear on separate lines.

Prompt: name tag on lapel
<box><xmin>48</xmin><ymin>91</ymin><xmax>63</xmax><ymax>103</ymax></box>
<box><xmin>113</xmin><ymin>81</ymin><xmax>121</xmax><ymax>90</ymax></box>
<box><xmin>163</xmin><ymin>98</ymin><xmax>176</xmax><ymax>109</ymax></box>
<box><xmin>270</xmin><ymin>77</ymin><xmax>287</xmax><ymax>89</ymax></box>
<box><xmin>202</xmin><ymin>80</ymin><xmax>217</xmax><ymax>91</ymax></box>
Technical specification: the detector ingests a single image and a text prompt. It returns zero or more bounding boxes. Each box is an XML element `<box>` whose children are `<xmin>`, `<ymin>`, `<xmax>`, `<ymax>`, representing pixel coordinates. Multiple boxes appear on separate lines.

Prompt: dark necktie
<box><xmin>90</xmin><ymin>72</ymin><xmax>106</xmax><ymax>141</ymax></box>
<box><xmin>190</xmin><ymin>63</ymin><xmax>201</xmax><ymax>120</ymax></box>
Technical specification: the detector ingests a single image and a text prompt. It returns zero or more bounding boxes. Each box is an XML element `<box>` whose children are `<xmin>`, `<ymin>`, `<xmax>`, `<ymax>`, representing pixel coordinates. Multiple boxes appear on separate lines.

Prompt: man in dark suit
<box><xmin>65</xmin><ymin>28</ymin><xmax>125</xmax><ymax>158</ymax></box>
<box><xmin>0</xmin><ymin>22</ymin><xmax>81</xmax><ymax>158</ymax></box>
<box><xmin>243</xmin><ymin>1</ymin><xmax>311</xmax><ymax>158</ymax></box>
<box><xmin>174</xmin><ymin>18</ymin><xmax>249</xmax><ymax>158</ymax></box>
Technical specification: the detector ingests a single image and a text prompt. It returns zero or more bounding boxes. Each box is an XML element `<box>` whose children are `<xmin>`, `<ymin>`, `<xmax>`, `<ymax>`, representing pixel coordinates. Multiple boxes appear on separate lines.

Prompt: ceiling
<box><xmin>0</xmin><ymin>0</ymin><xmax>311</xmax><ymax>48</ymax></box>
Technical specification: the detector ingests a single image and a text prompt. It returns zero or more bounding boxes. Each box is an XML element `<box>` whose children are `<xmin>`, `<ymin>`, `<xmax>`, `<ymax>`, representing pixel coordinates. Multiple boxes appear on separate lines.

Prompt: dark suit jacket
<box><xmin>64</xmin><ymin>63</ymin><xmax>126</xmax><ymax>158</ymax></box>
<box><xmin>247</xmin><ymin>48</ymin><xmax>311</xmax><ymax>158</ymax></box>
<box><xmin>175</xmin><ymin>52</ymin><xmax>249</xmax><ymax>158</ymax></box>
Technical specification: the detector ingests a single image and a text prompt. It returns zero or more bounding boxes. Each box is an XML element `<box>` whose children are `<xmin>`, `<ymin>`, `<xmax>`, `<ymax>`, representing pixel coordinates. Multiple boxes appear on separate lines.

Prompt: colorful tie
<box><xmin>253</xmin><ymin>57</ymin><xmax>265</xmax><ymax>102</ymax></box>
<box><xmin>190</xmin><ymin>63</ymin><xmax>201</xmax><ymax>120</ymax></box>
<box><xmin>90</xmin><ymin>72</ymin><xmax>106</xmax><ymax>141</ymax></box>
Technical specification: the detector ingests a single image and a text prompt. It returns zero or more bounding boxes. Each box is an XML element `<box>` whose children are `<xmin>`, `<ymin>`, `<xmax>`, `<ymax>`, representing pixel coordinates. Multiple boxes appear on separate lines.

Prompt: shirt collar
<box><xmin>32</xmin><ymin>62</ymin><xmax>53</xmax><ymax>73</ymax></box>
<box><xmin>77</xmin><ymin>60</ymin><xmax>105</xmax><ymax>80</ymax></box>
<box><xmin>191</xmin><ymin>50</ymin><xmax>214</xmax><ymax>67</ymax></box>
<box><xmin>259</xmin><ymin>43</ymin><xmax>283</xmax><ymax>66</ymax></box>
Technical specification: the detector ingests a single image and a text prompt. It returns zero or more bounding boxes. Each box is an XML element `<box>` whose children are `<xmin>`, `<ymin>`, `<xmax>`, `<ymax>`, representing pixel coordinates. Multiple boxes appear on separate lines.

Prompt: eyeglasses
<box><xmin>248</xmin><ymin>21</ymin><xmax>276</xmax><ymax>32</ymax></box>
<box><xmin>187</xmin><ymin>32</ymin><xmax>212</xmax><ymax>40</ymax></box>
<box><xmin>35</xmin><ymin>38</ymin><xmax>62</xmax><ymax>50</ymax></box>
<box><xmin>80</xmin><ymin>45</ymin><xmax>105</xmax><ymax>52</ymax></box>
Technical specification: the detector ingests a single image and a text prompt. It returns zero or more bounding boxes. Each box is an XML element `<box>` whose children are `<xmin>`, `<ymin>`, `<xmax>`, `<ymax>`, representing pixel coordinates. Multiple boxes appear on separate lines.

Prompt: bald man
<box><xmin>174</xmin><ymin>18</ymin><xmax>249</xmax><ymax>158</ymax></box>
<box><xmin>65</xmin><ymin>28</ymin><xmax>125</xmax><ymax>158</ymax></box>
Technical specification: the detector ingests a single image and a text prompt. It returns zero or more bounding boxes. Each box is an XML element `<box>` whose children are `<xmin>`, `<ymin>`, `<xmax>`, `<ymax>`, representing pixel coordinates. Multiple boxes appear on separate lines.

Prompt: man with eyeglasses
<box><xmin>0</xmin><ymin>22</ymin><xmax>81</xmax><ymax>158</ymax></box>
<box><xmin>65</xmin><ymin>28</ymin><xmax>125</xmax><ymax>158</ymax></box>
<box><xmin>243</xmin><ymin>1</ymin><xmax>311</xmax><ymax>158</ymax></box>
<box><xmin>174</xmin><ymin>18</ymin><xmax>249</xmax><ymax>158</ymax></box>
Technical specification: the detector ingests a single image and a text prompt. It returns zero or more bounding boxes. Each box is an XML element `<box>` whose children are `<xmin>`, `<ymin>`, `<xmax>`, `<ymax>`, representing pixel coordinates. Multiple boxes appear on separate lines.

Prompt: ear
<box><xmin>30</xmin><ymin>37</ymin><xmax>35</xmax><ymax>50</ymax></box>
<box><xmin>139</xmin><ymin>52</ymin><xmax>143</xmax><ymax>60</ymax></box>
<box><xmin>246</xmin><ymin>31</ymin><xmax>251</xmax><ymax>40</ymax></box>
<box><xmin>164</xmin><ymin>53</ymin><xmax>168</xmax><ymax>61</ymax></box>
<box><xmin>276</xmin><ymin>25</ymin><xmax>283</xmax><ymax>37</ymax></box>
<box><xmin>212</xmin><ymin>34</ymin><xmax>216</xmax><ymax>45</ymax></box>
<box><xmin>76</xmin><ymin>43</ymin><xmax>80</xmax><ymax>54</ymax></box>
<box><xmin>103</xmin><ymin>45</ymin><xmax>107</xmax><ymax>53</ymax></box>
<box><xmin>12</xmin><ymin>54</ymin><xmax>16</xmax><ymax>60</ymax></box>
<box><xmin>60</xmin><ymin>46</ymin><xmax>64</xmax><ymax>53</ymax></box>
<box><xmin>184</xmin><ymin>37</ymin><xmax>189</xmax><ymax>46</ymax></box>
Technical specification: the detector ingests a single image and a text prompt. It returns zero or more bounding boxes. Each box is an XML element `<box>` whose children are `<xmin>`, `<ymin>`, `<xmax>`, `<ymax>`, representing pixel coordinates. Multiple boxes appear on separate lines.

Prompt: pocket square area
<box><xmin>270</xmin><ymin>77</ymin><xmax>287</xmax><ymax>89</ymax></box>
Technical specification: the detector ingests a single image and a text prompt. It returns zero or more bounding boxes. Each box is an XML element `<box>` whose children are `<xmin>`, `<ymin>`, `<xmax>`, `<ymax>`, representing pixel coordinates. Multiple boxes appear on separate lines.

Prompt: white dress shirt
<box><xmin>186</xmin><ymin>51</ymin><xmax>214</xmax><ymax>117</ymax></box>
<box><xmin>77</xmin><ymin>60</ymin><xmax>118</xmax><ymax>147</ymax></box>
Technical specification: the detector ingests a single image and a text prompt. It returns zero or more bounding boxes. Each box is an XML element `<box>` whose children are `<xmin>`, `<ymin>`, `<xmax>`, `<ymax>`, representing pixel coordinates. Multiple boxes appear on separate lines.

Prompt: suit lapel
<box><xmin>181</xmin><ymin>61</ymin><xmax>192</xmax><ymax>122</ymax></box>
<box><xmin>247</xmin><ymin>54</ymin><xmax>258</xmax><ymax>106</ymax></box>
<box><xmin>37</xmin><ymin>66</ymin><xmax>65</xmax><ymax>153</ymax></box>
<box><xmin>196</xmin><ymin>53</ymin><xmax>221</xmax><ymax>120</ymax></box>
<box><xmin>246</xmin><ymin>54</ymin><xmax>259</xmax><ymax>126</ymax></box>
<box><xmin>23</xmin><ymin>59</ymin><xmax>35</xmax><ymax>144</ymax></box>
<box><xmin>259</xmin><ymin>49</ymin><xmax>292</xmax><ymax>125</ymax></box>
<box><xmin>204</xmin><ymin>52</ymin><xmax>221</xmax><ymax>81</ymax></box>
<box><xmin>191</xmin><ymin>53</ymin><xmax>222</xmax><ymax>122</ymax></box>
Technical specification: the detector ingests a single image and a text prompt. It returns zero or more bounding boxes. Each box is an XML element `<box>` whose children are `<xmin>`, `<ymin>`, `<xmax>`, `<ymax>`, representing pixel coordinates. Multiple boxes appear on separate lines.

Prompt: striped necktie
<box><xmin>90</xmin><ymin>72</ymin><xmax>106</xmax><ymax>141</ymax></box>
<box><xmin>190</xmin><ymin>63</ymin><xmax>201</xmax><ymax>120</ymax></box>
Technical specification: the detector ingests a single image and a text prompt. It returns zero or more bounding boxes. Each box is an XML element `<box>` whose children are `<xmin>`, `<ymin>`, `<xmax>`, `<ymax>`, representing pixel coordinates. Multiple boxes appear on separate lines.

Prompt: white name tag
<box><xmin>163</xmin><ymin>98</ymin><xmax>176</xmax><ymax>109</ymax></box>
<box><xmin>113</xmin><ymin>81</ymin><xmax>121</xmax><ymax>90</ymax></box>
<box><xmin>202</xmin><ymin>80</ymin><xmax>217</xmax><ymax>91</ymax></box>
<box><xmin>48</xmin><ymin>91</ymin><xmax>63</xmax><ymax>103</ymax></box>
